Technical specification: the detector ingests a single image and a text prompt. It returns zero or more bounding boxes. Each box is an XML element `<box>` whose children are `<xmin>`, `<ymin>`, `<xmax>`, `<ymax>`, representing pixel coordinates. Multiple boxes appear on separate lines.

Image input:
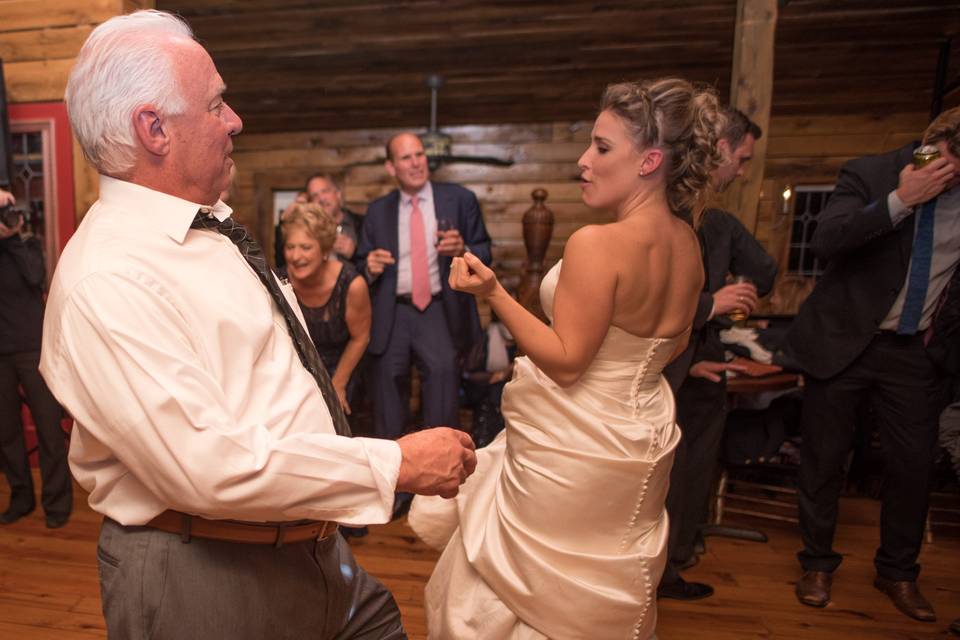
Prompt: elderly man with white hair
<box><xmin>39</xmin><ymin>10</ymin><xmax>477</xmax><ymax>639</ymax></box>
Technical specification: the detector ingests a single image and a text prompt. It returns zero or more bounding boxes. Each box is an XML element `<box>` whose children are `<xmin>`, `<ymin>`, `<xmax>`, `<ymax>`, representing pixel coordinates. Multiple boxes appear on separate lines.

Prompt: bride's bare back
<box><xmin>450</xmin><ymin>78</ymin><xmax>719</xmax><ymax>387</ymax></box>
<box><xmin>605</xmin><ymin>212</ymin><xmax>703</xmax><ymax>338</ymax></box>
<box><xmin>546</xmin><ymin>207</ymin><xmax>702</xmax><ymax>370</ymax></box>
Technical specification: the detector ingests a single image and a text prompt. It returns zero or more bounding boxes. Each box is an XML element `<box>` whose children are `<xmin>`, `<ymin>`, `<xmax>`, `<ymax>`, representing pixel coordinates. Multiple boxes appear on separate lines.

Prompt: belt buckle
<box><xmin>316</xmin><ymin>521</ymin><xmax>336</xmax><ymax>540</ymax></box>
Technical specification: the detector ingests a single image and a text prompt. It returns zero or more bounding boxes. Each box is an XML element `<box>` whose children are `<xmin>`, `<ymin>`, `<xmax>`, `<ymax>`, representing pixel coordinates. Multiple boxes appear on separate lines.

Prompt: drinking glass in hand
<box><xmin>436</xmin><ymin>218</ymin><xmax>453</xmax><ymax>246</ymax></box>
<box><xmin>728</xmin><ymin>275</ymin><xmax>752</xmax><ymax>323</ymax></box>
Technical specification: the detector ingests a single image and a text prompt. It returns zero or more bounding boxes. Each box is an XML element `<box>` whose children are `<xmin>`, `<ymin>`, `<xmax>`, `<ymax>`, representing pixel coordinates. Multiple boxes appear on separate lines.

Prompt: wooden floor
<box><xmin>1</xmin><ymin>475</ymin><xmax>958</xmax><ymax>639</ymax></box>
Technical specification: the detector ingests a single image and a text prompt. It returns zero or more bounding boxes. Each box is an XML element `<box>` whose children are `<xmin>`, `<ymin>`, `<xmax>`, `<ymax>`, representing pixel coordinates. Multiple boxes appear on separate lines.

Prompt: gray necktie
<box><xmin>191</xmin><ymin>211</ymin><xmax>352</xmax><ymax>437</ymax></box>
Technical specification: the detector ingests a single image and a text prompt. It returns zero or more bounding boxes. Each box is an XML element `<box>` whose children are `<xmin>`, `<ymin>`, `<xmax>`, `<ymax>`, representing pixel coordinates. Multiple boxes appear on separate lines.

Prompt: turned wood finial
<box><xmin>518</xmin><ymin>188</ymin><xmax>554</xmax><ymax>322</ymax></box>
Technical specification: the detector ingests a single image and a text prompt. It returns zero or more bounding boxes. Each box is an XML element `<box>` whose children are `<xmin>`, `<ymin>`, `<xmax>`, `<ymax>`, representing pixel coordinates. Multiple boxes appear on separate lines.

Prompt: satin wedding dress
<box><xmin>409</xmin><ymin>261</ymin><xmax>681</xmax><ymax>639</ymax></box>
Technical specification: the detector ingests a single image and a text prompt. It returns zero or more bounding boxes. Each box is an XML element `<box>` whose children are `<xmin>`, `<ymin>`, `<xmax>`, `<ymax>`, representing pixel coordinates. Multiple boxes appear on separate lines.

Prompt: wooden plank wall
<box><xmin>0</xmin><ymin>0</ymin><xmax>155</xmax><ymax>220</ymax></box>
<box><xmin>755</xmin><ymin>112</ymin><xmax>927</xmax><ymax>314</ymax></box>
<box><xmin>231</xmin><ymin>121</ymin><xmax>591</xmax><ymax>291</ymax></box>
<box><xmin>230</xmin><ymin>111</ymin><xmax>929</xmax><ymax>315</ymax></box>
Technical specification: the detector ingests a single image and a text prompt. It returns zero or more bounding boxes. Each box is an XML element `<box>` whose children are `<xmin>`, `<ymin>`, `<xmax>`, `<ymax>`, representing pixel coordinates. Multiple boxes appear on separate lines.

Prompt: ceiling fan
<box><xmin>419</xmin><ymin>74</ymin><xmax>513</xmax><ymax>170</ymax></box>
<box><xmin>347</xmin><ymin>74</ymin><xmax>514</xmax><ymax>170</ymax></box>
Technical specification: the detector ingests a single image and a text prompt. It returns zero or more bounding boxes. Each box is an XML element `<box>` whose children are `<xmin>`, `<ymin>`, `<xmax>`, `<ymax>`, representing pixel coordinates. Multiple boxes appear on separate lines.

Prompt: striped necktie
<box><xmin>191</xmin><ymin>210</ymin><xmax>352</xmax><ymax>436</ymax></box>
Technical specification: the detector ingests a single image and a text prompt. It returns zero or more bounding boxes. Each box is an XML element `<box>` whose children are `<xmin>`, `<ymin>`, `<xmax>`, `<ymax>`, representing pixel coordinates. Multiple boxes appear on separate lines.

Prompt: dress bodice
<box><xmin>413</xmin><ymin>259</ymin><xmax>685</xmax><ymax>640</ymax></box>
<box><xmin>538</xmin><ymin>260</ymin><xmax>682</xmax><ymax>407</ymax></box>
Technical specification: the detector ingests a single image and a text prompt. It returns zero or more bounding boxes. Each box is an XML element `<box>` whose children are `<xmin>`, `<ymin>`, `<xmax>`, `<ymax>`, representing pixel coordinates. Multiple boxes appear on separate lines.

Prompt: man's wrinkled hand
<box><xmin>896</xmin><ymin>158</ymin><xmax>955</xmax><ymax>208</ymax></box>
<box><xmin>712</xmin><ymin>282</ymin><xmax>758</xmax><ymax>318</ymax></box>
<box><xmin>396</xmin><ymin>427</ymin><xmax>477</xmax><ymax>498</ymax></box>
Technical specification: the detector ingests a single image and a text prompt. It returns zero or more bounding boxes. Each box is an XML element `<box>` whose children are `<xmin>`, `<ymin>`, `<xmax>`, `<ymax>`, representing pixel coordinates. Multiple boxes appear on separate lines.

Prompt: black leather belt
<box><xmin>874</xmin><ymin>329</ymin><xmax>922</xmax><ymax>340</ymax></box>
<box><xmin>396</xmin><ymin>293</ymin><xmax>440</xmax><ymax>306</ymax></box>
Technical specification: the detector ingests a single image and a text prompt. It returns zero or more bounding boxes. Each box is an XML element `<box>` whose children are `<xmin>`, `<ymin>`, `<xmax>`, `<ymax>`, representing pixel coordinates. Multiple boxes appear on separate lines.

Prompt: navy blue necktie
<box><xmin>191</xmin><ymin>211</ymin><xmax>352</xmax><ymax>437</ymax></box>
<box><xmin>897</xmin><ymin>198</ymin><xmax>938</xmax><ymax>335</ymax></box>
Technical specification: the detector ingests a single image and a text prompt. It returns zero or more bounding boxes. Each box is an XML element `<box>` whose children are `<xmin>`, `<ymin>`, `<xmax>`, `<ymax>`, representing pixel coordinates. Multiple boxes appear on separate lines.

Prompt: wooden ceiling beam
<box><xmin>723</xmin><ymin>0</ymin><xmax>777</xmax><ymax>233</ymax></box>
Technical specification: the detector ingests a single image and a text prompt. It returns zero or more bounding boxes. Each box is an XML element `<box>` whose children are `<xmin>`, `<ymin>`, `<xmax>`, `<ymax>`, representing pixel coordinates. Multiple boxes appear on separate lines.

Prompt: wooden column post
<box><xmin>518</xmin><ymin>188</ymin><xmax>554</xmax><ymax>323</ymax></box>
<box><xmin>724</xmin><ymin>0</ymin><xmax>777</xmax><ymax>233</ymax></box>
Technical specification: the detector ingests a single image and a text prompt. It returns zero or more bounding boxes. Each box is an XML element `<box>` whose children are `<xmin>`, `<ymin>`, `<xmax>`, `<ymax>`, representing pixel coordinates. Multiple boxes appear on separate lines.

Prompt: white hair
<box><xmin>65</xmin><ymin>10</ymin><xmax>194</xmax><ymax>176</ymax></box>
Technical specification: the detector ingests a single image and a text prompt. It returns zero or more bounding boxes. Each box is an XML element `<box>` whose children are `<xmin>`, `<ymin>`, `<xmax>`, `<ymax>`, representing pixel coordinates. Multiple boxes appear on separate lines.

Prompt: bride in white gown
<box><xmin>409</xmin><ymin>78</ymin><xmax>723</xmax><ymax>640</ymax></box>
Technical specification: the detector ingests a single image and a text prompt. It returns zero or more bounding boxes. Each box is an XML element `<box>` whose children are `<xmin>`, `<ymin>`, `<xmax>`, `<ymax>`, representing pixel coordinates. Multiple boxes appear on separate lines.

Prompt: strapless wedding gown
<box><xmin>409</xmin><ymin>261</ymin><xmax>681</xmax><ymax>639</ymax></box>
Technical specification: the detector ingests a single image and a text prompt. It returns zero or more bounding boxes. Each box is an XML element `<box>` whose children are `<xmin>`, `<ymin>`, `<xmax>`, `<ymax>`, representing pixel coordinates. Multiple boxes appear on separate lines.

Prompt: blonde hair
<box><xmin>280</xmin><ymin>203</ymin><xmax>337</xmax><ymax>254</ymax></box>
<box><xmin>601</xmin><ymin>78</ymin><xmax>723</xmax><ymax>219</ymax></box>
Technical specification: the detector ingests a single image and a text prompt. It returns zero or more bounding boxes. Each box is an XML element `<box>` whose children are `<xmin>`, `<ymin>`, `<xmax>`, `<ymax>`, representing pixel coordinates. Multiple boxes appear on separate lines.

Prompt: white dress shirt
<box><xmin>40</xmin><ymin>176</ymin><xmax>401</xmax><ymax>526</ymax></box>
<box><xmin>395</xmin><ymin>182</ymin><xmax>442</xmax><ymax>296</ymax></box>
<box><xmin>881</xmin><ymin>186</ymin><xmax>960</xmax><ymax>330</ymax></box>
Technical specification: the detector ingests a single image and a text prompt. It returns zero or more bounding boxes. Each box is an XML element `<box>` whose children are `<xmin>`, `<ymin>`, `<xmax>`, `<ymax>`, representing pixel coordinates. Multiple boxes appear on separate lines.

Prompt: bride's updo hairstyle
<box><xmin>601</xmin><ymin>78</ymin><xmax>723</xmax><ymax>219</ymax></box>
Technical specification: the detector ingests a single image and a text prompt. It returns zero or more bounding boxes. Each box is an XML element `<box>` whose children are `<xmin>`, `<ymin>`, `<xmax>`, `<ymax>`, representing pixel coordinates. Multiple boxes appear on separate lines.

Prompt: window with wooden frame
<box><xmin>7</xmin><ymin>102</ymin><xmax>76</xmax><ymax>287</ymax></box>
<box><xmin>786</xmin><ymin>184</ymin><xmax>834</xmax><ymax>278</ymax></box>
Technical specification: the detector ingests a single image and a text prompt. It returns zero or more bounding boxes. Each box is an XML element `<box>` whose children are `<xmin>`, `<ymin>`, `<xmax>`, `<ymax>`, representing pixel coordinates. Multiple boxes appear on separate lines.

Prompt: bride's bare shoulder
<box><xmin>563</xmin><ymin>224</ymin><xmax>614</xmax><ymax>256</ymax></box>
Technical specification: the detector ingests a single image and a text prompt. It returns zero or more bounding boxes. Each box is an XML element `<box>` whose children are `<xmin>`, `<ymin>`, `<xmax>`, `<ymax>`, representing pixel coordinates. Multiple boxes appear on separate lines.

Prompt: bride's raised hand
<box><xmin>449</xmin><ymin>252</ymin><xmax>498</xmax><ymax>298</ymax></box>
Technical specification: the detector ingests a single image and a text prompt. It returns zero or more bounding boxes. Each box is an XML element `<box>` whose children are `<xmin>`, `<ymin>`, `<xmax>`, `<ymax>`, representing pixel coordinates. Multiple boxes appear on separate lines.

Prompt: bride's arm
<box><xmin>450</xmin><ymin>226</ymin><xmax>616</xmax><ymax>387</ymax></box>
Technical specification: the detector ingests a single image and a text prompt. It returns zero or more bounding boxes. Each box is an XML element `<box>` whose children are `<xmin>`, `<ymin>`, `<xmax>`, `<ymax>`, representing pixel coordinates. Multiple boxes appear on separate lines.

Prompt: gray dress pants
<box><xmin>97</xmin><ymin>518</ymin><xmax>406</xmax><ymax>639</ymax></box>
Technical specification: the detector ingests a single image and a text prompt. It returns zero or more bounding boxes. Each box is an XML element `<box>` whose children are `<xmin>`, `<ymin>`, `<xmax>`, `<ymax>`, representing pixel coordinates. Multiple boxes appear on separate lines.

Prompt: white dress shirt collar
<box><xmin>400</xmin><ymin>181</ymin><xmax>434</xmax><ymax>208</ymax></box>
<box><xmin>98</xmin><ymin>175</ymin><xmax>234</xmax><ymax>244</ymax></box>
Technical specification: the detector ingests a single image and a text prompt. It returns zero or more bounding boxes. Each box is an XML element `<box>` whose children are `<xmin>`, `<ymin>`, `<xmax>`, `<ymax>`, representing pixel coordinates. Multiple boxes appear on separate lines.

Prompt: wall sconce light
<box><xmin>781</xmin><ymin>186</ymin><xmax>793</xmax><ymax>214</ymax></box>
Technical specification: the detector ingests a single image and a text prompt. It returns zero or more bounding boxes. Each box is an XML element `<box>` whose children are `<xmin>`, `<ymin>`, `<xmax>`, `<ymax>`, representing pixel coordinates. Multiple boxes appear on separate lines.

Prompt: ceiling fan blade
<box><xmin>343</xmin><ymin>157</ymin><xmax>387</xmax><ymax>169</ymax></box>
<box><xmin>441</xmin><ymin>154</ymin><xmax>514</xmax><ymax>167</ymax></box>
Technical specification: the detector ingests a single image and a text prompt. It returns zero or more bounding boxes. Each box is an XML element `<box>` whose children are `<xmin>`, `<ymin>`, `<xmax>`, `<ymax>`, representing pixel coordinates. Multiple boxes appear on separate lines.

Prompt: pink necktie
<box><xmin>409</xmin><ymin>196</ymin><xmax>431</xmax><ymax>311</ymax></box>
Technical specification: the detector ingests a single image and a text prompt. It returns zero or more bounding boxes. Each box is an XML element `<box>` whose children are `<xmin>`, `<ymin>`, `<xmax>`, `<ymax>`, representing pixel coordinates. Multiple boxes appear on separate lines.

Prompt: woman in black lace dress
<box><xmin>281</xmin><ymin>203</ymin><xmax>371</xmax><ymax>416</ymax></box>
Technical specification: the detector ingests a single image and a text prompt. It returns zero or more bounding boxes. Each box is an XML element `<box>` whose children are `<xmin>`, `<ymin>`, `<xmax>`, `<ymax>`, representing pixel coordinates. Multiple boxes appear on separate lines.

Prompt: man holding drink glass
<box><xmin>785</xmin><ymin>107</ymin><xmax>960</xmax><ymax>621</ymax></box>
<box><xmin>658</xmin><ymin>108</ymin><xmax>778</xmax><ymax>600</ymax></box>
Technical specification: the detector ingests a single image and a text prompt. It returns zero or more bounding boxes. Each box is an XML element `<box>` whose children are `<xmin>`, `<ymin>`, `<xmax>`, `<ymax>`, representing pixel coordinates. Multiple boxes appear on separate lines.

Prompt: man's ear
<box><xmin>717</xmin><ymin>138</ymin><xmax>732</xmax><ymax>163</ymax></box>
<box><xmin>384</xmin><ymin>159</ymin><xmax>397</xmax><ymax>179</ymax></box>
<box><xmin>132</xmin><ymin>104</ymin><xmax>170</xmax><ymax>157</ymax></box>
<box><xmin>640</xmin><ymin>148</ymin><xmax>664</xmax><ymax>177</ymax></box>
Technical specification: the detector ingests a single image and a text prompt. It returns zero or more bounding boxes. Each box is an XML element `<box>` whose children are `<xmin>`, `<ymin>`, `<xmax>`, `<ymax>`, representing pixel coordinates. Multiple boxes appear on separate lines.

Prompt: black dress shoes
<box><xmin>657</xmin><ymin>576</ymin><xmax>714</xmax><ymax>600</ymax></box>
<box><xmin>949</xmin><ymin>617</ymin><xmax>960</xmax><ymax>636</ymax></box>
<box><xmin>873</xmin><ymin>576</ymin><xmax>936</xmax><ymax>622</ymax></box>
<box><xmin>0</xmin><ymin>505</ymin><xmax>35</xmax><ymax>525</ymax></box>
<box><xmin>795</xmin><ymin>571</ymin><xmax>832</xmax><ymax>607</ymax></box>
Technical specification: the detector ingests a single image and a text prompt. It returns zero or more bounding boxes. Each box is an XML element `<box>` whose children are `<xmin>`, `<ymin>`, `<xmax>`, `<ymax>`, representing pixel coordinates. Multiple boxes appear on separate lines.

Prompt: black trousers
<box><xmin>662</xmin><ymin>369</ymin><xmax>728</xmax><ymax>584</ymax></box>
<box><xmin>0</xmin><ymin>350</ymin><xmax>72</xmax><ymax>517</ymax></box>
<box><xmin>797</xmin><ymin>334</ymin><xmax>943</xmax><ymax>582</ymax></box>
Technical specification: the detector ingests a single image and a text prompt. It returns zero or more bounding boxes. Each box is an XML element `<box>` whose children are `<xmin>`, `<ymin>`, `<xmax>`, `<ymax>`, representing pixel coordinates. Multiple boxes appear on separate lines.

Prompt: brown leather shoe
<box><xmin>795</xmin><ymin>571</ymin><xmax>832</xmax><ymax>607</ymax></box>
<box><xmin>873</xmin><ymin>577</ymin><xmax>936</xmax><ymax>622</ymax></box>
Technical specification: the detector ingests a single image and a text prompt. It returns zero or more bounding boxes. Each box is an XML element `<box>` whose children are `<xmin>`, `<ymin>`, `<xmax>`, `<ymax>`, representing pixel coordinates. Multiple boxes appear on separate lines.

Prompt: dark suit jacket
<box><xmin>664</xmin><ymin>208</ymin><xmax>778</xmax><ymax>390</ymax></box>
<box><xmin>357</xmin><ymin>181</ymin><xmax>492</xmax><ymax>356</ymax></box>
<box><xmin>784</xmin><ymin>143</ymin><xmax>924</xmax><ymax>380</ymax></box>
